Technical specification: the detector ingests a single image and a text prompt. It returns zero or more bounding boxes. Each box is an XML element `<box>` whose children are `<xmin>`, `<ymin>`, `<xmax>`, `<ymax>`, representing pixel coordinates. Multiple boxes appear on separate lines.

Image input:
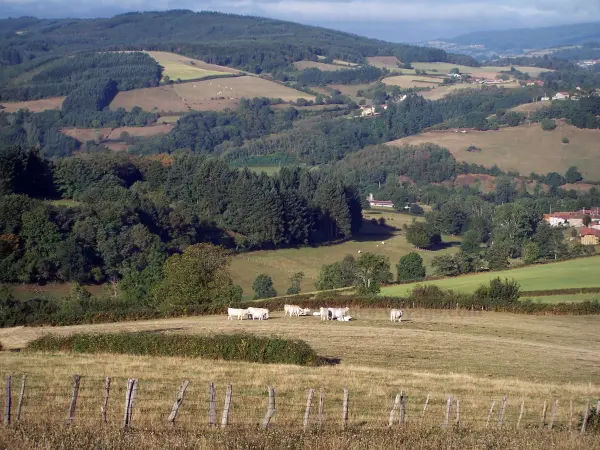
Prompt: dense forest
<box><xmin>0</xmin><ymin>148</ymin><xmax>362</xmax><ymax>285</ymax></box>
<box><xmin>0</xmin><ymin>52</ymin><xmax>161</xmax><ymax>101</ymax></box>
<box><xmin>0</xmin><ymin>10</ymin><xmax>478</xmax><ymax>81</ymax></box>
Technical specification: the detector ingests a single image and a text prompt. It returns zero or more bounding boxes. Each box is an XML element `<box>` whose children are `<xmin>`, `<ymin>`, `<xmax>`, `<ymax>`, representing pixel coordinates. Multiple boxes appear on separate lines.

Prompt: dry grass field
<box><xmin>0</xmin><ymin>308</ymin><xmax>598</xmax><ymax>438</ymax></box>
<box><xmin>294</xmin><ymin>61</ymin><xmax>348</xmax><ymax>71</ymax></box>
<box><xmin>110</xmin><ymin>85</ymin><xmax>187</xmax><ymax>113</ymax></box>
<box><xmin>61</xmin><ymin>124</ymin><xmax>172</xmax><ymax>144</ymax></box>
<box><xmin>60</xmin><ymin>127</ymin><xmax>113</xmax><ymax>143</ymax></box>
<box><xmin>112</xmin><ymin>77</ymin><xmax>314</xmax><ymax>113</ymax></box>
<box><xmin>327</xmin><ymin>83</ymin><xmax>374</xmax><ymax>103</ymax></box>
<box><xmin>230</xmin><ymin>211</ymin><xmax>459</xmax><ymax>295</ymax></box>
<box><xmin>157</xmin><ymin>115</ymin><xmax>181</xmax><ymax>124</ymax></box>
<box><xmin>411</xmin><ymin>63</ymin><xmax>552</xmax><ymax>78</ymax></box>
<box><xmin>387</xmin><ymin>121</ymin><xmax>600</xmax><ymax>179</ymax></box>
<box><xmin>367</xmin><ymin>56</ymin><xmax>403</xmax><ymax>70</ymax></box>
<box><xmin>146</xmin><ymin>51</ymin><xmax>239</xmax><ymax>81</ymax></box>
<box><xmin>420</xmin><ymin>84</ymin><xmax>477</xmax><ymax>100</ymax></box>
<box><xmin>510</xmin><ymin>100</ymin><xmax>552</xmax><ymax>114</ymax></box>
<box><xmin>0</xmin><ymin>96</ymin><xmax>65</xmax><ymax>112</ymax></box>
<box><xmin>381</xmin><ymin>75</ymin><xmax>444</xmax><ymax>89</ymax></box>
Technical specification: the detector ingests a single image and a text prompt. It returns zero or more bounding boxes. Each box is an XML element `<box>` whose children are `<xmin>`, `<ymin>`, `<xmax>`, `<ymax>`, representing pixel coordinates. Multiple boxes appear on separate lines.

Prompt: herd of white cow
<box><xmin>227</xmin><ymin>305</ymin><xmax>403</xmax><ymax>322</ymax></box>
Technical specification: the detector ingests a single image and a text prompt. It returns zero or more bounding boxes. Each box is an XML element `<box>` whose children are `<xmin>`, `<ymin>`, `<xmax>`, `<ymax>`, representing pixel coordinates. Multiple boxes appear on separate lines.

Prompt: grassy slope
<box><xmin>230</xmin><ymin>210</ymin><xmax>460</xmax><ymax>296</ymax></box>
<box><xmin>387</xmin><ymin>121</ymin><xmax>600</xmax><ymax>180</ymax></box>
<box><xmin>146</xmin><ymin>51</ymin><xmax>240</xmax><ymax>81</ymax></box>
<box><xmin>1</xmin><ymin>308</ymin><xmax>598</xmax><ymax>432</ymax></box>
<box><xmin>380</xmin><ymin>256</ymin><xmax>600</xmax><ymax>297</ymax></box>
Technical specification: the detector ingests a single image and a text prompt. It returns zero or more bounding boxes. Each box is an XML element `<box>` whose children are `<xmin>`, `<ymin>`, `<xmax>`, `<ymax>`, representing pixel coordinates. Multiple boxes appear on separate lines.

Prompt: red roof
<box><xmin>580</xmin><ymin>228</ymin><xmax>600</xmax><ymax>237</ymax></box>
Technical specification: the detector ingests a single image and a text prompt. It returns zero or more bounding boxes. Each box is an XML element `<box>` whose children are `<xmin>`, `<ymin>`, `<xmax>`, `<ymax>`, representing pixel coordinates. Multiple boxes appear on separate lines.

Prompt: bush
<box><xmin>562</xmin><ymin>136</ymin><xmax>570</xmax><ymax>144</ymax></box>
<box><xmin>541</xmin><ymin>119</ymin><xmax>557</xmax><ymax>131</ymax></box>
<box><xmin>27</xmin><ymin>333</ymin><xmax>324</xmax><ymax>366</ymax></box>
<box><xmin>473</xmin><ymin>277</ymin><xmax>520</xmax><ymax>305</ymax></box>
<box><xmin>466</xmin><ymin>145</ymin><xmax>482</xmax><ymax>152</ymax></box>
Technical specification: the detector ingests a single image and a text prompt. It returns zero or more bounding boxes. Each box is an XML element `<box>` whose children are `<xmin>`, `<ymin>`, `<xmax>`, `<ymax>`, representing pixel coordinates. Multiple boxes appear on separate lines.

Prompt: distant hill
<box><xmin>449</xmin><ymin>22</ymin><xmax>600</xmax><ymax>53</ymax></box>
<box><xmin>0</xmin><ymin>10</ymin><xmax>477</xmax><ymax>75</ymax></box>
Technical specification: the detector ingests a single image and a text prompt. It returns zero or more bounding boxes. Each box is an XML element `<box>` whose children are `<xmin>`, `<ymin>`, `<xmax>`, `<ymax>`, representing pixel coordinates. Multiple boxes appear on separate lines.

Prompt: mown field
<box><xmin>0</xmin><ymin>307</ymin><xmax>598</xmax><ymax>439</ymax></box>
<box><xmin>387</xmin><ymin>121</ymin><xmax>600</xmax><ymax>180</ymax></box>
<box><xmin>229</xmin><ymin>210</ymin><xmax>459</xmax><ymax>296</ymax></box>
<box><xmin>381</xmin><ymin>75</ymin><xmax>444</xmax><ymax>89</ymax></box>
<box><xmin>380</xmin><ymin>256</ymin><xmax>600</xmax><ymax>297</ymax></box>
<box><xmin>410</xmin><ymin>63</ymin><xmax>552</xmax><ymax>78</ymax></box>
<box><xmin>294</xmin><ymin>61</ymin><xmax>348</xmax><ymax>71</ymax></box>
<box><xmin>0</xmin><ymin>96</ymin><xmax>65</xmax><ymax>113</ymax></box>
<box><xmin>111</xmin><ymin>76</ymin><xmax>314</xmax><ymax>113</ymax></box>
<box><xmin>146</xmin><ymin>51</ymin><xmax>240</xmax><ymax>81</ymax></box>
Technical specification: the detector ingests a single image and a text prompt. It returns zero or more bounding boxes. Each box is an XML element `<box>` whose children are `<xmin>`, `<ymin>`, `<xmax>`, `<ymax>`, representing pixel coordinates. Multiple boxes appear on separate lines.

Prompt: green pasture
<box><xmin>380</xmin><ymin>256</ymin><xmax>600</xmax><ymax>297</ymax></box>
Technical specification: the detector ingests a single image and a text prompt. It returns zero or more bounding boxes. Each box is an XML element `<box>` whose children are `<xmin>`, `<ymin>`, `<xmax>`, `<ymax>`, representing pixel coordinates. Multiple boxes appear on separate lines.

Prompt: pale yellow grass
<box><xmin>157</xmin><ymin>115</ymin><xmax>181</xmax><ymax>124</ymax></box>
<box><xmin>110</xmin><ymin>85</ymin><xmax>187</xmax><ymax>113</ymax></box>
<box><xmin>367</xmin><ymin>56</ymin><xmax>401</xmax><ymax>69</ymax></box>
<box><xmin>387</xmin><ymin>121</ymin><xmax>600</xmax><ymax>179</ymax></box>
<box><xmin>327</xmin><ymin>83</ymin><xmax>374</xmax><ymax>103</ymax></box>
<box><xmin>146</xmin><ymin>51</ymin><xmax>239</xmax><ymax>81</ymax></box>
<box><xmin>421</xmin><ymin>84</ymin><xmax>478</xmax><ymax>100</ymax></box>
<box><xmin>510</xmin><ymin>100</ymin><xmax>552</xmax><ymax>114</ymax></box>
<box><xmin>229</xmin><ymin>212</ymin><xmax>457</xmax><ymax>295</ymax></box>
<box><xmin>0</xmin><ymin>309</ymin><xmax>598</xmax><ymax>430</ymax></box>
<box><xmin>1</xmin><ymin>96</ymin><xmax>65</xmax><ymax>113</ymax></box>
<box><xmin>382</xmin><ymin>75</ymin><xmax>443</xmax><ymax>89</ymax></box>
<box><xmin>411</xmin><ymin>63</ymin><xmax>552</xmax><ymax>78</ymax></box>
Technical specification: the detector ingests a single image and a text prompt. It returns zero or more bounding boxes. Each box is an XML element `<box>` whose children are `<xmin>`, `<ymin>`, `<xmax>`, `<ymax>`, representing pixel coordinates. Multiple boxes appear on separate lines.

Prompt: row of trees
<box><xmin>295</xmin><ymin>66</ymin><xmax>384</xmax><ymax>86</ymax></box>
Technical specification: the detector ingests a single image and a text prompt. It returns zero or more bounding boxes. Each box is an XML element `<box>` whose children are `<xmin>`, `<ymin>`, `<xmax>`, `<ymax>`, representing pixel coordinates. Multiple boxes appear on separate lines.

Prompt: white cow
<box><xmin>227</xmin><ymin>307</ymin><xmax>248</xmax><ymax>320</ymax></box>
<box><xmin>328</xmin><ymin>307</ymin><xmax>350</xmax><ymax>321</ymax></box>
<box><xmin>319</xmin><ymin>307</ymin><xmax>329</xmax><ymax>321</ymax></box>
<box><xmin>390</xmin><ymin>309</ymin><xmax>403</xmax><ymax>322</ymax></box>
<box><xmin>284</xmin><ymin>304</ymin><xmax>303</xmax><ymax>317</ymax></box>
<box><xmin>299</xmin><ymin>308</ymin><xmax>311</xmax><ymax>316</ymax></box>
<box><xmin>247</xmin><ymin>307</ymin><xmax>269</xmax><ymax>320</ymax></box>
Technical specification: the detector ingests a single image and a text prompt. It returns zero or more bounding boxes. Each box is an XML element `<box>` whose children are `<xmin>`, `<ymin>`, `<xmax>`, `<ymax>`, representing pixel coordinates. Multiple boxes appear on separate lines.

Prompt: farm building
<box><xmin>579</xmin><ymin>228</ymin><xmax>600</xmax><ymax>246</ymax></box>
<box><xmin>544</xmin><ymin>208</ymin><xmax>600</xmax><ymax>227</ymax></box>
<box><xmin>367</xmin><ymin>193</ymin><xmax>394</xmax><ymax>209</ymax></box>
<box><xmin>552</xmin><ymin>92</ymin><xmax>570</xmax><ymax>100</ymax></box>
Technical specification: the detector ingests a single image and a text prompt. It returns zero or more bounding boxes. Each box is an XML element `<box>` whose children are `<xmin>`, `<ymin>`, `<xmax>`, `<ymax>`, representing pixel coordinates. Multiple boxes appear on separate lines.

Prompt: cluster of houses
<box><xmin>543</xmin><ymin>208</ymin><xmax>600</xmax><ymax>245</ymax></box>
<box><xmin>577</xmin><ymin>59</ymin><xmax>600</xmax><ymax>68</ymax></box>
<box><xmin>359</xmin><ymin>103</ymin><xmax>390</xmax><ymax>117</ymax></box>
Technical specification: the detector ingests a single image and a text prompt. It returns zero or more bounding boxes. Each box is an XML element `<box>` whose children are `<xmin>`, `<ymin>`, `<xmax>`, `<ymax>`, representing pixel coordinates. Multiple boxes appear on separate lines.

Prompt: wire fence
<box><xmin>1</xmin><ymin>373</ymin><xmax>598</xmax><ymax>433</ymax></box>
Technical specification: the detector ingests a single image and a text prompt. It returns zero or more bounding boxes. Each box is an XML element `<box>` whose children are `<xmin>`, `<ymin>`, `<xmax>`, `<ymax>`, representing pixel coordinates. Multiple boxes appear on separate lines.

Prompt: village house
<box><xmin>543</xmin><ymin>208</ymin><xmax>600</xmax><ymax>227</ymax></box>
<box><xmin>359</xmin><ymin>104</ymin><xmax>388</xmax><ymax>117</ymax></box>
<box><xmin>579</xmin><ymin>228</ymin><xmax>600</xmax><ymax>246</ymax></box>
<box><xmin>552</xmin><ymin>92</ymin><xmax>570</xmax><ymax>100</ymax></box>
<box><xmin>367</xmin><ymin>193</ymin><xmax>394</xmax><ymax>209</ymax></box>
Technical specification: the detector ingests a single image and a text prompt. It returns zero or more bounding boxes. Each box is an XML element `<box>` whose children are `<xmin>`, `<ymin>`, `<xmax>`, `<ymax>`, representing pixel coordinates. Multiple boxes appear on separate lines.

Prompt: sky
<box><xmin>1</xmin><ymin>0</ymin><xmax>599</xmax><ymax>42</ymax></box>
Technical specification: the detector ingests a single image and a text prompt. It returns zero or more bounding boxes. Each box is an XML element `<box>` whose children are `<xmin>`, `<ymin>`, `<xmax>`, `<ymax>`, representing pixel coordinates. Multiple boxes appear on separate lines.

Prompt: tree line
<box><xmin>0</xmin><ymin>148</ymin><xmax>362</xmax><ymax>287</ymax></box>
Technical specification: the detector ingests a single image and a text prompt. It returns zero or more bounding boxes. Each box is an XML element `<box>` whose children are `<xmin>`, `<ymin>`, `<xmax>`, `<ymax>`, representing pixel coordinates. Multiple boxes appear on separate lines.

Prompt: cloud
<box><xmin>0</xmin><ymin>0</ymin><xmax>599</xmax><ymax>40</ymax></box>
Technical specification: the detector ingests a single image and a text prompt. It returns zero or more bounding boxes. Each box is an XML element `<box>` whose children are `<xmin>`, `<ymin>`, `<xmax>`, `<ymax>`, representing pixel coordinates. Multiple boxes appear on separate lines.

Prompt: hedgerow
<box><xmin>27</xmin><ymin>333</ymin><xmax>323</xmax><ymax>366</ymax></box>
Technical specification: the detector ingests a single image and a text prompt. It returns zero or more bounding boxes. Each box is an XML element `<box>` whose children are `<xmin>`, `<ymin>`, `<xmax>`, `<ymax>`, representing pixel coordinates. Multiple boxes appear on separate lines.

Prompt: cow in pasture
<box><xmin>299</xmin><ymin>308</ymin><xmax>311</xmax><ymax>316</ymax></box>
<box><xmin>227</xmin><ymin>308</ymin><xmax>248</xmax><ymax>320</ymax></box>
<box><xmin>247</xmin><ymin>307</ymin><xmax>269</xmax><ymax>320</ymax></box>
<box><xmin>319</xmin><ymin>307</ymin><xmax>329</xmax><ymax>321</ymax></box>
<box><xmin>284</xmin><ymin>304</ymin><xmax>303</xmax><ymax>317</ymax></box>
<box><xmin>390</xmin><ymin>309</ymin><xmax>403</xmax><ymax>322</ymax></box>
<box><xmin>328</xmin><ymin>307</ymin><xmax>350</xmax><ymax>321</ymax></box>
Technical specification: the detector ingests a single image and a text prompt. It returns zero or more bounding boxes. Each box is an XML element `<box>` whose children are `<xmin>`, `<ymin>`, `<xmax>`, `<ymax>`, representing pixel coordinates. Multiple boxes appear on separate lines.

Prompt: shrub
<box><xmin>562</xmin><ymin>136</ymin><xmax>570</xmax><ymax>144</ymax></box>
<box><xmin>541</xmin><ymin>119</ymin><xmax>557</xmax><ymax>131</ymax></box>
<box><xmin>473</xmin><ymin>277</ymin><xmax>520</xmax><ymax>305</ymax></box>
<box><xmin>27</xmin><ymin>333</ymin><xmax>324</xmax><ymax>366</ymax></box>
<box><xmin>466</xmin><ymin>145</ymin><xmax>481</xmax><ymax>152</ymax></box>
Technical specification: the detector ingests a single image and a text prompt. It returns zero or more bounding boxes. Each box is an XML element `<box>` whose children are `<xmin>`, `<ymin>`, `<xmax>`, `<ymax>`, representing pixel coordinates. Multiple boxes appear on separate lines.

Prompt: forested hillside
<box><xmin>0</xmin><ymin>10</ymin><xmax>477</xmax><ymax>79</ymax></box>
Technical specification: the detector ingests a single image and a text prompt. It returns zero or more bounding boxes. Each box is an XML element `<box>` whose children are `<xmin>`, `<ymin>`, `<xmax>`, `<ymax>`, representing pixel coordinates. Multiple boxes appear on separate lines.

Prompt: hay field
<box><xmin>387</xmin><ymin>121</ymin><xmax>600</xmax><ymax>179</ymax></box>
<box><xmin>510</xmin><ymin>100</ymin><xmax>552</xmax><ymax>114</ymax></box>
<box><xmin>367</xmin><ymin>56</ymin><xmax>404</xmax><ymax>70</ymax></box>
<box><xmin>420</xmin><ymin>84</ymin><xmax>478</xmax><ymax>100</ymax></box>
<box><xmin>105</xmin><ymin>124</ymin><xmax>172</xmax><ymax>139</ymax></box>
<box><xmin>380</xmin><ymin>256</ymin><xmax>600</xmax><ymax>297</ymax></box>
<box><xmin>381</xmin><ymin>75</ymin><xmax>443</xmax><ymax>89</ymax></box>
<box><xmin>111</xmin><ymin>85</ymin><xmax>187</xmax><ymax>113</ymax></box>
<box><xmin>0</xmin><ymin>308</ymin><xmax>598</xmax><ymax>436</ymax></box>
<box><xmin>294</xmin><ymin>61</ymin><xmax>348</xmax><ymax>71</ymax></box>
<box><xmin>0</xmin><ymin>96</ymin><xmax>65</xmax><ymax>113</ymax></box>
<box><xmin>146</xmin><ymin>51</ymin><xmax>239</xmax><ymax>81</ymax></box>
<box><xmin>230</xmin><ymin>212</ymin><xmax>459</xmax><ymax>295</ymax></box>
<box><xmin>411</xmin><ymin>63</ymin><xmax>552</xmax><ymax>78</ymax></box>
<box><xmin>327</xmin><ymin>83</ymin><xmax>374</xmax><ymax>103</ymax></box>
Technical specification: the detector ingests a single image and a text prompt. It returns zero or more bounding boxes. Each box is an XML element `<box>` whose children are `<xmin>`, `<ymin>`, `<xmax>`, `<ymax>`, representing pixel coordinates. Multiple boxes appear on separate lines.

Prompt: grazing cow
<box><xmin>283</xmin><ymin>304</ymin><xmax>292</xmax><ymax>316</ymax></box>
<box><xmin>390</xmin><ymin>309</ymin><xmax>403</xmax><ymax>322</ymax></box>
<box><xmin>247</xmin><ymin>307</ymin><xmax>269</xmax><ymax>320</ymax></box>
<box><xmin>285</xmin><ymin>304</ymin><xmax>303</xmax><ymax>317</ymax></box>
<box><xmin>227</xmin><ymin>308</ymin><xmax>248</xmax><ymax>320</ymax></box>
<box><xmin>319</xmin><ymin>307</ymin><xmax>329</xmax><ymax>321</ymax></box>
<box><xmin>328</xmin><ymin>307</ymin><xmax>350</xmax><ymax>321</ymax></box>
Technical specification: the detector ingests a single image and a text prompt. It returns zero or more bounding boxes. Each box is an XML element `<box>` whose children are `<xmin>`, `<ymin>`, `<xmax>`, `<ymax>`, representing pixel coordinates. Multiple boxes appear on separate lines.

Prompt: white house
<box><xmin>552</xmin><ymin>92</ymin><xmax>570</xmax><ymax>100</ymax></box>
<box><xmin>367</xmin><ymin>193</ymin><xmax>394</xmax><ymax>209</ymax></box>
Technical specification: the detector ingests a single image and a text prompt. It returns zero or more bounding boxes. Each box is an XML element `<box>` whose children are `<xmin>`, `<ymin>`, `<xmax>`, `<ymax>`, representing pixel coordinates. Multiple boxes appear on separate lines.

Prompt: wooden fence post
<box><xmin>4</xmin><ymin>375</ymin><xmax>11</xmax><ymax>426</ymax></box>
<box><xmin>517</xmin><ymin>399</ymin><xmax>524</xmax><ymax>429</ymax></box>
<box><xmin>303</xmin><ymin>389</ymin><xmax>315</xmax><ymax>430</ymax></box>
<box><xmin>548</xmin><ymin>399</ymin><xmax>558</xmax><ymax>430</ymax></box>
<box><xmin>221</xmin><ymin>384</ymin><xmax>232</xmax><ymax>428</ymax></box>
<box><xmin>539</xmin><ymin>400</ymin><xmax>547</xmax><ymax>429</ymax></box>
<box><xmin>122</xmin><ymin>379</ymin><xmax>133</xmax><ymax>428</ymax></box>
<box><xmin>486</xmin><ymin>401</ymin><xmax>496</xmax><ymax>428</ymax></box>
<box><xmin>569</xmin><ymin>399</ymin><xmax>573</xmax><ymax>432</ymax></box>
<box><xmin>399</xmin><ymin>391</ymin><xmax>406</xmax><ymax>425</ymax></box>
<box><xmin>421</xmin><ymin>393</ymin><xmax>430</xmax><ymax>419</ymax></box>
<box><xmin>167</xmin><ymin>380</ymin><xmax>190</xmax><ymax>426</ymax></box>
<box><xmin>209</xmin><ymin>383</ymin><xmax>216</xmax><ymax>427</ymax></box>
<box><xmin>498</xmin><ymin>396</ymin><xmax>507</xmax><ymax>428</ymax></box>
<box><xmin>66</xmin><ymin>375</ymin><xmax>80</xmax><ymax>425</ymax></box>
<box><xmin>388</xmin><ymin>394</ymin><xmax>400</xmax><ymax>427</ymax></box>
<box><xmin>442</xmin><ymin>396</ymin><xmax>451</xmax><ymax>428</ymax></box>
<box><xmin>318</xmin><ymin>389</ymin><xmax>324</xmax><ymax>427</ymax></box>
<box><xmin>454</xmin><ymin>398</ymin><xmax>460</xmax><ymax>427</ymax></box>
<box><xmin>101</xmin><ymin>377</ymin><xmax>111</xmax><ymax>424</ymax></box>
<box><xmin>125</xmin><ymin>378</ymin><xmax>138</xmax><ymax>427</ymax></box>
<box><xmin>581</xmin><ymin>400</ymin><xmax>589</xmax><ymax>435</ymax></box>
<box><xmin>262</xmin><ymin>386</ymin><xmax>276</xmax><ymax>429</ymax></box>
<box><xmin>341</xmin><ymin>389</ymin><xmax>349</xmax><ymax>429</ymax></box>
<box><xmin>16</xmin><ymin>375</ymin><xmax>25</xmax><ymax>422</ymax></box>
